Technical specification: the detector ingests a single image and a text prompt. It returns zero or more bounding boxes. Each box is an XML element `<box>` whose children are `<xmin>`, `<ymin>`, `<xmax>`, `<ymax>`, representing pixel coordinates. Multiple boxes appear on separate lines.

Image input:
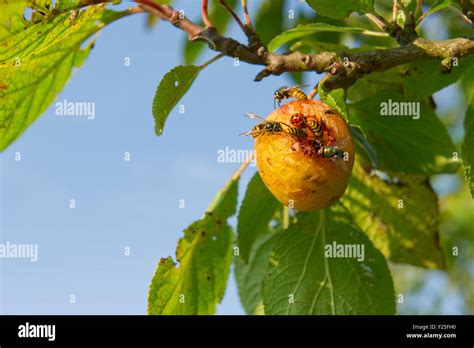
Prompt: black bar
<box><xmin>0</xmin><ymin>315</ymin><xmax>473</xmax><ymax>346</ymax></box>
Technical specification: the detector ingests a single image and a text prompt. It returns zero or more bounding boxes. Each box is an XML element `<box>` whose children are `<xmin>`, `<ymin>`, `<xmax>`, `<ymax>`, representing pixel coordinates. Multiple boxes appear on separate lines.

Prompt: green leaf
<box><xmin>182</xmin><ymin>0</ymin><xmax>236</xmax><ymax>65</ymax></box>
<box><xmin>343</xmin><ymin>162</ymin><xmax>446</xmax><ymax>269</ymax></box>
<box><xmin>237</xmin><ymin>172</ymin><xmax>281</xmax><ymax>263</ymax></box>
<box><xmin>349</xmin><ymin>124</ymin><xmax>378</xmax><ymax>168</ymax></box>
<box><xmin>263</xmin><ymin>204</ymin><xmax>395</xmax><ymax>315</ymax></box>
<box><xmin>319</xmin><ymin>87</ymin><xmax>348</xmax><ymax>121</ymax></box>
<box><xmin>348</xmin><ymin>89</ymin><xmax>460</xmax><ymax>175</ymax></box>
<box><xmin>424</xmin><ymin>0</ymin><xmax>460</xmax><ymax>17</ymax></box>
<box><xmin>464</xmin><ymin>96</ymin><xmax>474</xmax><ymax>132</ymax></box>
<box><xmin>0</xmin><ymin>4</ymin><xmax>129</xmax><ymax>151</ymax></box>
<box><xmin>463</xmin><ymin>106</ymin><xmax>474</xmax><ymax>198</ymax></box>
<box><xmin>306</xmin><ymin>0</ymin><xmax>375</xmax><ymax>19</ymax></box>
<box><xmin>268</xmin><ymin>23</ymin><xmax>379</xmax><ymax>52</ymax></box>
<box><xmin>147</xmin><ymin>177</ymin><xmax>239</xmax><ymax>315</ymax></box>
<box><xmin>234</xmin><ymin>232</ymin><xmax>279</xmax><ymax>315</ymax></box>
<box><xmin>402</xmin><ymin>55</ymin><xmax>474</xmax><ymax>100</ymax></box>
<box><xmin>347</xmin><ymin>68</ymin><xmax>404</xmax><ymax>102</ymax></box>
<box><xmin>255</xmin><ymin>0</ymin><xmax>285</xmax><ymax>45</ymax></box>
<box><xmin>152</xmin><ymin>65</ymin><xmax>201</xmax><ymax>136</ymax></box>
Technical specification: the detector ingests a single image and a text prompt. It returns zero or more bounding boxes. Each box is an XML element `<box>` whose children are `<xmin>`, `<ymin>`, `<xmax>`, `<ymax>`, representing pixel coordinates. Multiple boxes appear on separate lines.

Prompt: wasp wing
<box><xmin>244</xmin><ymin>112</ymin><xmax>266</xmax><ymax>122</ymax></box>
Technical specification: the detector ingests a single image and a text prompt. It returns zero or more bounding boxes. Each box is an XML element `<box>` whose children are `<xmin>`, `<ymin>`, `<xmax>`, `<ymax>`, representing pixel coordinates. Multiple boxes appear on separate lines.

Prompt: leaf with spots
<box><xmin>152</xmin><ymin>65</ymin><xmax>201</xmax><ymax>136</ymax></box>
<box><xmin>263</xmin><ymin>203</ymin><xmax>395</xmax><ymax>315</ymax></box>
<box><xmin>342</xmin><ymin>161</ymin><xmax>446</xmax><ymax>269</ymax></box>
<box><xmin>147</xmin><ymin>177</ymin><xmax>239</xmax><ymax>315</ymax></box>
<box><xmin>0</xmin><ymin>4</ymin><xmax>131</xmax><ymax>151</ymax></box>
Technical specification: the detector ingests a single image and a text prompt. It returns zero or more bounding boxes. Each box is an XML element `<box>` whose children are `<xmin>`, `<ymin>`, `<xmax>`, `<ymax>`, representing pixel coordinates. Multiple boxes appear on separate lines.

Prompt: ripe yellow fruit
<box><xmin>255</xmin><ymin>99</ymin><xmax>355</xmax><ymax>211</ymax></box>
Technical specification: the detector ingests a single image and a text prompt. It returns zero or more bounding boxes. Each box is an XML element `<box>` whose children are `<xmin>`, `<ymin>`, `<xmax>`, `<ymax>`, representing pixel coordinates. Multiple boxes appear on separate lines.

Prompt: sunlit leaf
<box><xmin>0</xmin><ymin>4</ymin><xmax>130</xmax><ymax>151</ymax></box>
<box><xmin>343</xmin><ymin>162</ymin><xmax>446</xmax><ymax>269</ymax></box>
<box><xmin>148</xmin><ymin>177</ymin><xmax>239</xmax><ymax>315</ymax></box>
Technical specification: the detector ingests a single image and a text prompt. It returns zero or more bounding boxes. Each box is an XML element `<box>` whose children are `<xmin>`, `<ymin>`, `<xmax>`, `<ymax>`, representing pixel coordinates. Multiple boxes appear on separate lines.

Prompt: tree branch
<box><xmin>139</xmin><ymin>2</ymin><xmax>474</xmax><ymax>91</ymax></box>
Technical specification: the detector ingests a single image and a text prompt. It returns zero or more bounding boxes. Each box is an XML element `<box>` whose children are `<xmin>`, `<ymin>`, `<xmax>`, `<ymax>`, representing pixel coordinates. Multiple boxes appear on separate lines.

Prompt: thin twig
<box><xmin>460</xmin><ymin>11</ymin><xmax>473</xmax><ymax>26</ymax></box>
<box><xmin>392</xmin><ymin>0</ymin><xmax>399</xmax><ymax>22</ymax></box>
<box><xmin>219</xmin><ymin>0</ymin><xmax>247</xmax><ymax>33</ymax></box>
<box><xmin>241</xmin><ymin>0</ymin><xmax>252</xmax><ymax>28</ymax></box>
<box><xmin>368</xmin><ymin>11</ymin><xmax>392</xmax><ymax>30</ymax></box>
<box><xmin>201</xmin><ymin>0</ymin><xmax>213</xmax><ymax>27</ymax></box>
<box><xmin>366</xmin><ymin>13</ymin><xmax>387</xmax><ymax>31</ymax></box>
<box><xmin>136</xmin><ymin>2</ymin><xmax>474</xmax><ymax>90</ymax></box>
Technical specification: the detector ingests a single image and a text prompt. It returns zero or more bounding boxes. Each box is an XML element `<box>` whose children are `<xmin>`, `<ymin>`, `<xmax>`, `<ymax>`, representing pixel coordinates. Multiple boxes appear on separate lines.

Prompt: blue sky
<box><xmin>0</xmin><ymin>1</ymin><xmax>467</xmax><ymax>315</ymax></box>
<box><xmin>0</xmin><ymin>0</ymin><xmax>300</xmax><ymax>315</ymax></box>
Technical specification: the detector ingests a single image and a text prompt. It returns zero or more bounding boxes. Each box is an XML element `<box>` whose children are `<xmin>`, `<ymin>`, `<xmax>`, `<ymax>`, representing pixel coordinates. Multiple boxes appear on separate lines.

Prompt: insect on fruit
<box><xmin>307</xmin><ymin>118</ymin><xmax>324</xmax><ymax>138</ymax></box>
<box><xmin>321</xmin><ymin>145</ymin><xmax>345</xmax><ymax>159</ymax></box>
<box><xmin>273</xmin><ymin>85</ymin><xmax>308</xmax><ymax>108</ymax></box>
<box><xmin>290</xmin><ymin>113</ymin><xmax>307</xmax><ymax>128</ymax></box>
<box><xmin>254</xmin><ymin>99</ymin><xmax>355</xmax><ymax>211</ymax></box>
<box><xmin>240</xmin><ymin>112</ymin><xmax>284</xmax><ymax>138</ymax></box>
<box><xmin>241</xmin><ymin>112</ymin><xmax>307</xmax><ymax>138</ymax></box>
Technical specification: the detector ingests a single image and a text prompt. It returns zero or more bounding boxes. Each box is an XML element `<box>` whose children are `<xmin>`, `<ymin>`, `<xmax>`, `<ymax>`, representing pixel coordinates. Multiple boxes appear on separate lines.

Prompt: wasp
<box><xmin>273</xmin><ymin>85</ymin><xmax>309</xmax><ymax>107</ymax></box>
<box><xmin>240</xmin><ymin>112</ymin><xmax>306</xmax><ymax>138</ymax></box>
<box><xmin>290</xmin><ymin>113</ymin><xmax>324</xmax><ymax>139</ymax></box>
<box><xmin>307</xmin><ymin>118</ymin><xmax>324</xmax><ymax>138</ymax></box>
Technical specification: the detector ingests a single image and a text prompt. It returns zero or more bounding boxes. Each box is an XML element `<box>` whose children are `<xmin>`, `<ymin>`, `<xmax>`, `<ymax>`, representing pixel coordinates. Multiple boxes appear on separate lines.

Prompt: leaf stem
<box><xmin>365</xmin><ymin>13</ymin><xmax>387</xmax><ymax>31</ymax></box>
<box><xmin>200</xmin><ymin>52</ymin><xmax>225</xmax><ymax>69</ymax></box>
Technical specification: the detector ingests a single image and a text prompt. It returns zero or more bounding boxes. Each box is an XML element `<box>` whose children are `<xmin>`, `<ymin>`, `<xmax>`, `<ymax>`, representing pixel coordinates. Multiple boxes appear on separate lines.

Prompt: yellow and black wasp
<box><xmin>240</xmin><ymin>112</ymin><xmax>307</xmax><ymax>138</ymax></box>
<box><xmin>273</xmin><ymin>85</ymin><xmax>309</xmax><ymax>108</ymax></box>
<box><xmin>290</xmin><ymin>113</ymin><xmax>324</xmax><ymax>139</ymax></box>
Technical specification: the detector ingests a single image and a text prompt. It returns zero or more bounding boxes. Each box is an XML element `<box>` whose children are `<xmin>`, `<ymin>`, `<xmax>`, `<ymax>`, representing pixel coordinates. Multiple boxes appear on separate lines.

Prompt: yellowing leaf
<box><xmin>0</xmin><ymin>4</ymin><xmax>131</xmax><ymax>151</ymax></box>
<box><xmin>343</xmin><ymin>162</ymin><xmax>446</xmax><ymax>269</ymax></box>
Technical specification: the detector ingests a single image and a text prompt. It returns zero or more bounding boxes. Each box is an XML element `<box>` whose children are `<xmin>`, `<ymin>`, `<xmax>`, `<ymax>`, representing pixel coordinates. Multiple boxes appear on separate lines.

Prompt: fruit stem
<box><xmin>283</xmin><ymin>206</ymin><xmax>289</xmax><ymax>230</ymax></box>
<box><xmin>231</xmin><ymin>152</ymin><xmax>254</xmax><ymax>181</ymax></box>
